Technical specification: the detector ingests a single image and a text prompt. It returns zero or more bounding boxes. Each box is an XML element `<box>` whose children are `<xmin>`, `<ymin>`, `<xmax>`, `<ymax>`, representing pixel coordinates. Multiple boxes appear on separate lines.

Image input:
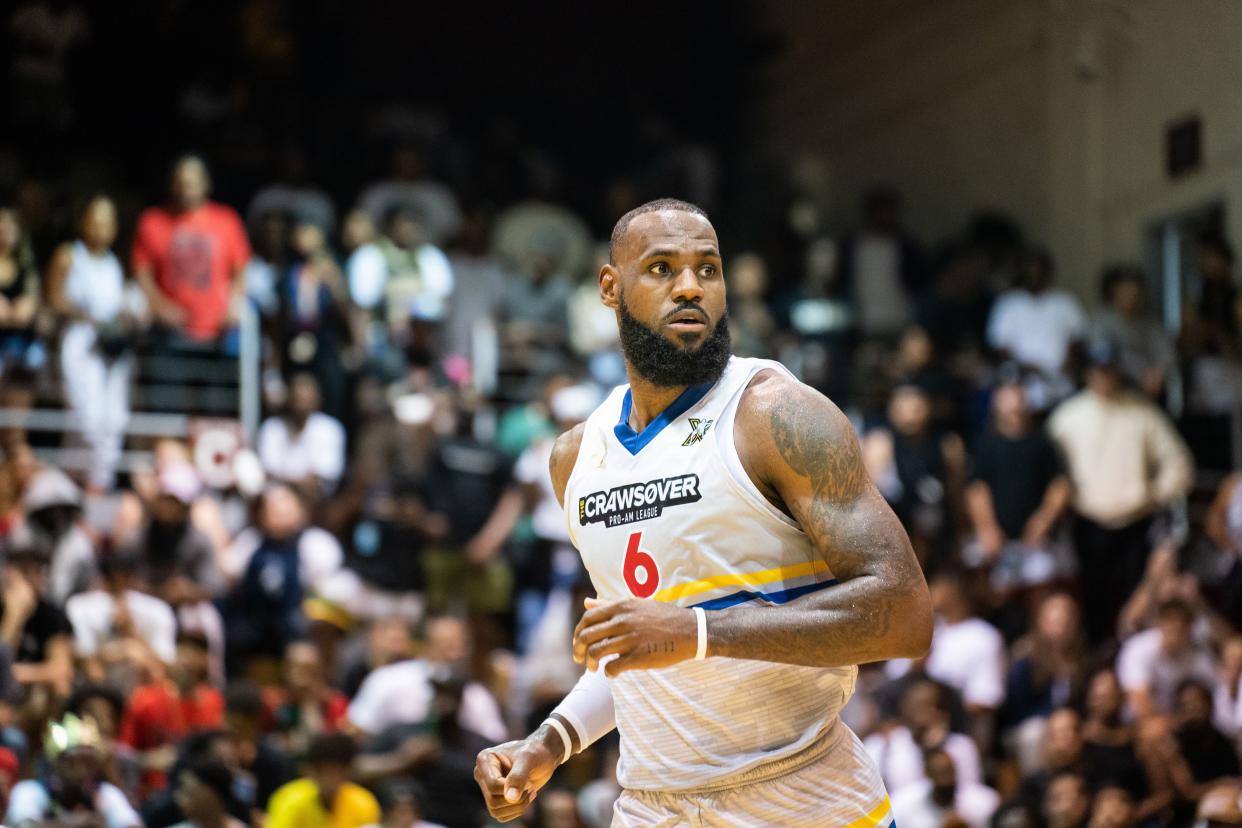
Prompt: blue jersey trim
<box><xmin>613</xmin><ymin>380</ymin><xmax>715</xmax><ymax>455</ymax></box>
<box><xmin>690</xmin><ymin>578</ymin><xmax>840</xmax><ymax>610</ymax></box>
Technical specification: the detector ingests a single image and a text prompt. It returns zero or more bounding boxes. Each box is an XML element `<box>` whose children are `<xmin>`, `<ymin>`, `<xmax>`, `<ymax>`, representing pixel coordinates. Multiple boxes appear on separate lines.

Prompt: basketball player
<box><xmin>474</xmin><ymin>199</ymin><xmax>932</xmax><ymax>826</ymax></box>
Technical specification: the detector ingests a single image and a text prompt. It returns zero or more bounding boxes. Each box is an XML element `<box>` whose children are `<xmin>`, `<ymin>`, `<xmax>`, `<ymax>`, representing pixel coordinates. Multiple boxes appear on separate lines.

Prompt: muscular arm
<box><xmin>575</xmin><ymin>372</ymin><xmax>932</xmax><ymax>674</ymax></box>
<box><xmin>706</xmin><ymin>372</ymin><xmax>932</xmax><ymax>667</ymax></box>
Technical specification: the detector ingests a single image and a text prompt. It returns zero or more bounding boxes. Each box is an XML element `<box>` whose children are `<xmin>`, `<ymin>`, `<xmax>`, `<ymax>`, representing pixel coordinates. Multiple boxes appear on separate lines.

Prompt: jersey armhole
<box><xmin>713</xmin><ymin>363</ymin><xmax>802</xmax><ymax>530</ymax></box>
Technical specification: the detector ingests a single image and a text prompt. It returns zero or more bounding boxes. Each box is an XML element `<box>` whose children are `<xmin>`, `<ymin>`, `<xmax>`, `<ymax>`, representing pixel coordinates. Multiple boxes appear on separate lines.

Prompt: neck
<box><xmin>624</xmin><ymin>366</ymin><xmax>692</xmax><ymax>432</ymax></box>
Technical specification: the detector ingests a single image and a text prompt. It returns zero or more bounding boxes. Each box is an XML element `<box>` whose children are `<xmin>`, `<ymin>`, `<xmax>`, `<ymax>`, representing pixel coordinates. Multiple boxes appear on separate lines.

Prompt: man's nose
<box><xmin>670</xmin><ymin>265</ymin><xmax>704</xmax><ymax>303</ymax></box>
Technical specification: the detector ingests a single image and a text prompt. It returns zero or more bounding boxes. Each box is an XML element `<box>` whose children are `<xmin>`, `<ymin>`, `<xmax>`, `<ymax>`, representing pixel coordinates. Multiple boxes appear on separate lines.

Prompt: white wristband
<box><xmin>543</xmin><ymin>717</ymin><xmax>573</xmax><ymax>765</ymax></box>
<box><xmin>693</xmin><ymin>607</ymin><xmax>708</xmax><ymax>660</ymax></box>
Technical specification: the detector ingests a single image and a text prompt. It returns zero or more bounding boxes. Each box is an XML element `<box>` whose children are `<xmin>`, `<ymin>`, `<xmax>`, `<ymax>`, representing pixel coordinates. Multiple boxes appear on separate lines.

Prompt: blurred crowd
<box><xmin>1</xmin><ymin>2</ymin><xmax>1242</xmax><ymax>828</ymax></box>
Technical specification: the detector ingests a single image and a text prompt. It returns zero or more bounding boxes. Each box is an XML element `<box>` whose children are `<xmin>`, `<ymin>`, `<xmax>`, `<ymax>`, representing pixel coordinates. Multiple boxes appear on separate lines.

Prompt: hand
<box><xmin>399</xmin><ymin>734</ymin><xmax>440</xmax><ymax>768</ymax></box>
<box><xmin>573</xmin><ymin>597</ymin><xmax>698</xmax><ymax>676</ymax></box>
<box><xmin>154</xmin><ymin>297</ymin><xmax>186</xmax><ymax>327</ymax></box>
<box><xmin>1021</xmin><ymin>512</ymin><xmax>1051</xmax><ymax>548</ymax></box>
<box><xmin>464</xmin><ymin>536</ymin><xmax>500</xmax><ymax>567</ymax></box>
<box><xmin>2</xmin><ymin>570</ymin><xmax>38</xmax><ymax>629</ymax></box>
<box><xmin>976</xmin><ymin>523</ymin><xmax>1005</xmax><ymax>561</ymax></box>
<box><xmin>474</xmin><ymin>732</ymin><xmax>560</xmax><ymax>823</ymax></box>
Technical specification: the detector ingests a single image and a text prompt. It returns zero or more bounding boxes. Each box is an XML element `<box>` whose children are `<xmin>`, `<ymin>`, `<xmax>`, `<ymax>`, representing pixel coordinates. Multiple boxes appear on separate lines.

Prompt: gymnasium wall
<box><xmin>759</xmin><ymin>0</ymin><xmax>1242</xmax><ymax>298</ymax></box>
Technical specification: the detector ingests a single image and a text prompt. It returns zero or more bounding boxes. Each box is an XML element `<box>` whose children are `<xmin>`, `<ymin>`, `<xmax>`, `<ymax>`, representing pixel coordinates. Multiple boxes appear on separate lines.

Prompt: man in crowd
<box><xmin>132</xmin><ymin>155</ymin><xmax>251</xmax><ymax>344</ymax></box>
<box><xmin>1049</xmin><ymin>340</ymin><xmax>1194</xmax><ymax>645</ymax></box>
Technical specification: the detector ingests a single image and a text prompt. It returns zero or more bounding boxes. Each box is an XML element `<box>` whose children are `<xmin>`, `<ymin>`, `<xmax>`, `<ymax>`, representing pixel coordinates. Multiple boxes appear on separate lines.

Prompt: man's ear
<box><xmin>599</xmin><ymin>264</ymin><xmax>620</xmax><ymax>310</ymax></box>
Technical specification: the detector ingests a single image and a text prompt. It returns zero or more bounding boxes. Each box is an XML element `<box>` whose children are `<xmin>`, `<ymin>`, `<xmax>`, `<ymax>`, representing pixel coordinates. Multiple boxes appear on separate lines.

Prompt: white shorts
<box><xmin>612</xmin><ymin>720</ymin><xmax>894</xmax><ymax>828</ymax></box>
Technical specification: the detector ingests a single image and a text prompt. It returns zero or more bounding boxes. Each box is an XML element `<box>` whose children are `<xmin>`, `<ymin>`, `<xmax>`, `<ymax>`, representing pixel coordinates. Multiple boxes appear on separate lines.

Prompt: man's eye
<box><xmin>699</xmin><ymin>264</ymin><xmax>717</xmax><ymax>278</ymax></box>
<box><xmin>650</xmin><ymin>262</ymin><xmax>670</xmax><ymax>275</ymax></box>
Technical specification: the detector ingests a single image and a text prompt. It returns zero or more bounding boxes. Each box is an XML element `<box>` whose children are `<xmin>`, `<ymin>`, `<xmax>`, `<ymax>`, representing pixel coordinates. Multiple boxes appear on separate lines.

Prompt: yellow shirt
<box><xmin>266</xmin><ymin>778</ymin><xmax>380</xmax><ymax>828</ymax></box>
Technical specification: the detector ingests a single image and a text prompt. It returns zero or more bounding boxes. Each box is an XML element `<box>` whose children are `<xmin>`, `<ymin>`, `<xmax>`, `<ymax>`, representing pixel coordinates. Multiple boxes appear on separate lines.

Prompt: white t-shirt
<box><xmin>515</xmin><ymin>438</ymin><xmax>568</xmax><ymax>543</ymax></box>
<box><xmin>6</xmin><ymin>779</ymin><xmax>141</xmax><ymax>828</ymax></box>
<box><xmin>347</xmin><ymin>659</ymin><xmax>507</xmax><ymax>742</ymax></box>
<box><xmin>65</xmin><ymin>588</ymin><xmax>177</xmax><ymax>663</ymax></box>
<box><xmin>223</xmin><ymin>525</ymin><xmax>343</xmax><ymax>594</ymax></box>
<box><xmin>257</xmin><ymin>412</ymin><xmax>346</xmax><ymax>485</ymax></box>
<box><xmin>863</xmin><ymin>726</ymin><xmax>982</xmax><ymax>795</ymax></box>
<box><xmin>1116</xmin><ymin>627</ymin><xmax>1217</xmax><ymax>713</ymax></box>
<box><xmin>890</xmin><ymin>778</ymin><xmax>1001</xmax><ymax>828</ymax></box>
<box><xmin>987</xmin><ymin>289</ymin><xmax>1085</xmax><ymax>376</ymax></box>
<box><xmin>920</xmin><ymin>618</ymin><xmax>1007</xmax><ymax>709</ymax></box>
<box><xmin>853</xmin><ymin>233</ymin><xmax>910</xmax><ymax>335</ymax></box>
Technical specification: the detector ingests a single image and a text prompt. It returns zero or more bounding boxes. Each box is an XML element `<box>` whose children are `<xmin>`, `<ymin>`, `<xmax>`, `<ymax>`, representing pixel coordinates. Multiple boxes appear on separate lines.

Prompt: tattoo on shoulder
<box><xmin>768</xmin><ymin>388</ymin><xmax>867</xmax><ymax>503</ymax></box>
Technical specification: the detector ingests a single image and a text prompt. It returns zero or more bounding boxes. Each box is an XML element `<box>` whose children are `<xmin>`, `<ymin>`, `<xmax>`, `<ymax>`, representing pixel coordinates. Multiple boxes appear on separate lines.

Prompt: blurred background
<box><xmin>0</xmin><ymin>0</ymin><xmax>1240</xmax><ymax>826</ymax></box>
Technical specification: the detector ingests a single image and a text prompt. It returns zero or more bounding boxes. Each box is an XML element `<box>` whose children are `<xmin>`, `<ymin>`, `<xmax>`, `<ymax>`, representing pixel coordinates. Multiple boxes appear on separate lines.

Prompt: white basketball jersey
<box><xmin>564</xmin><ymin>356</ymin><xmax>859</xmax><ymax>792</ymax></box>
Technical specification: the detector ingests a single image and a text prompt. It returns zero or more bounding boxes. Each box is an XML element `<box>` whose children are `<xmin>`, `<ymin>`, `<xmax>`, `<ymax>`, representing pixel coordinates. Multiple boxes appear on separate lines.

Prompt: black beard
<box><xmin>618</xmin><ymin>295</ymin><xmax>731</xmax><ymax>388</ymax></box>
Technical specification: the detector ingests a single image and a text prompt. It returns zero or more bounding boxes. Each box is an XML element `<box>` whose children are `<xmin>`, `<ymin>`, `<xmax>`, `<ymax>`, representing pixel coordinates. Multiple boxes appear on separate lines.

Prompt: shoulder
<box><xmin>549</xmin><ymin>422</ymin><xmax>586</xmax><ymax>504</ymax></box>
<box><xmin>736</xmin><ymin>369</ymin><xmax>866</xmax><ymax>498</ymax></box>
<box><xmin>269</xmin><ymin>778</ymin><xmax>316</xmax><ymax>808</ymax></box>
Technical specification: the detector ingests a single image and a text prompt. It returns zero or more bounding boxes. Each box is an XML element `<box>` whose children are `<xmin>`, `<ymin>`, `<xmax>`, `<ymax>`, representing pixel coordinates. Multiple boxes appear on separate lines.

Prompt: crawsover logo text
<box><xmin>579</xmin><ymin>474</ymin><xmax>702</xmax><ymax>527</ymax></box>
<box><xmin>682</xmin><ymin>418</ymin><xmax>714</xmax><ymax>446</ymax></box>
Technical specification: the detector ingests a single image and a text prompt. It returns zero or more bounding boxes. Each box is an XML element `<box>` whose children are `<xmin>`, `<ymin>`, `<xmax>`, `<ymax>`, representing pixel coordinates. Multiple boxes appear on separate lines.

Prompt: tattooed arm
<box><xmin>574</xmin><ymin>371</ymin><xmax>931</xmax><ymax>674</ymax></box>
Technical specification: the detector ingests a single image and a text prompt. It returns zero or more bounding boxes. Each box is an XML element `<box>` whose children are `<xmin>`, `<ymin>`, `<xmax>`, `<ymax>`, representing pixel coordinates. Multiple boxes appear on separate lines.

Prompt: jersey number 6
<box><xmin>623</xmin><ymin>531</ymin><xmax>661</xmax><ymax>598</ymax></box>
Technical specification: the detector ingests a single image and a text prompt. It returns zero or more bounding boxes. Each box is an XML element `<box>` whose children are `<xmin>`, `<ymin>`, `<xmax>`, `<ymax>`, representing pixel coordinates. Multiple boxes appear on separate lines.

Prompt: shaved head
<box><xmin>610</xmin><ymin>198</ymin><xmax>709</xmax><ymax>264</ymax></box>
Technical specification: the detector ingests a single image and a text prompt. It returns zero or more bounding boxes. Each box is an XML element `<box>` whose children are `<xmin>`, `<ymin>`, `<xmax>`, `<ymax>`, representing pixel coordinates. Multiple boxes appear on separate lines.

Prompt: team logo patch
<box><xmin>682</xmin><ymin>418</ymin><xmax>714</xmax><ymax>446</ymax></box>
<box><xmin>578</xmin><ymin>474</ymin><xmax>701</xmax><ymax>527</ymax></box>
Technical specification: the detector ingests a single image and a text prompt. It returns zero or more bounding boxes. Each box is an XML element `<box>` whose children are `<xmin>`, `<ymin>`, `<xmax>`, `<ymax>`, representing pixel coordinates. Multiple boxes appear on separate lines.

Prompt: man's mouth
<box><xmin>667</xmin><ymin>309</ymin><xmax>708</xmax><ymax>331</ymax></box>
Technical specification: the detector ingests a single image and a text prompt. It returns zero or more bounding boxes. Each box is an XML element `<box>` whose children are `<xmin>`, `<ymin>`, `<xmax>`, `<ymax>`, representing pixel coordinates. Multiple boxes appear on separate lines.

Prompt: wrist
<box><xmin>534</xmin><ymin>716</ymin><xmax>573</xmax><ymax>764</ymax></box>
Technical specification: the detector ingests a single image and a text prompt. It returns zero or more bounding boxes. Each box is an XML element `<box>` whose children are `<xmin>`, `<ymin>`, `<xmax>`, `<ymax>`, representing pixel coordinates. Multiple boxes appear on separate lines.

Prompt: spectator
<box><xmin>266</xmin><ymin>733</ymin><xmax>380</xmax><ymax>828</ymax></box>
<box><xmin>247</xmin><ymin>146</ymin><xmax>336</xmax><ymax>239</ymax></box>
<box><xmin>0</xmin><ymin>527</ymin><xmax>73</xmax><ymax>694</ymax></box>
<box><xmin>265</xmin><ymin>639</ymin><xmax>350</xmax><ymax>755</ymax></box>
<box><xmin>221</xmin><ymin>484</ymin><xmax>341</xmax><ymax>674</ymax></box>
<box><xmin>1002</xmin><ymin>594</ymin><xmax>1089</xmax><ymax>772</ymax></box>
<box><xmin>46</xmin><ymin>194</ymin><xmax>141</xmax><ymax>491</ymax></box>
<box><xmin>374</xmin><ymin>204</ymin><xmax>455</xmax><ymax>359</ymax></box>
<box><xmin>1191</xmin><ymin>233</ymin><xmax>1238</xmax><ymax>349</ymax></box>
<box><xmin>276</xmin><ymin>219</ymin><xmax>354</xmax><ymax>420</ymax></box>
<box><xmin>221</xmin><ymin>683</ymin><xmax>296</xmax><ymax>812</ymax></box>
<box><xmin>443</xmin><ymin>207</ymin><xmax>508</xmax><ymax>369</ymax></box>
<box><xmin>889</xmin><ymin>571</ymin><xmax>1004</xmax><ymax>751</ymax></box>
<box><xmin>65</xmin><ymin>682</ymin><xmax>141</xmax><ymax>795</ymax></box>
<box><xmin>130</xmin><ymin>461</ymin><xmax>221</xmax><ymax>592</ymax></box>
<box><xmin>0</xmin><ymin>442</ymin><xmax>37</xmax><ymax>536</ymax></box>
<box><xmin>1016</xmin><ymin>708</ymin><xmax>1089</xmax><ymax>817</ymax></box>
<box><xmin>836</xmin><ymin>187</ymin><xmax>927</xmax><ymax>342</ymax></box>
<box><xmin>242</xmin><ymin>208</ymin><xmax>290</xmax><ymax>318</ymax></box>
<box><xmin>22</xmin><ymin>465</ymin><xmax>96</xmax><ymax>606</ymax></box>
<box><xmin>120</xmin><ymin>633</ymin><xmax>224</xmax><ymax>792</ymax></box>
<box><xmin>257</xmin><ymin>372</ymin><xmax>347</xmax><ymax>498</ymax></box>
<box><xmin>170</xmin><ymin>757</ymin><xmax>248</xmax><ymax>828</ymax></box>
<box><xmin>725</xmin><ymin>252</ymin><xmax>776</xmax><ymax>358</ymax></box>
<box><xmin>5</xmin><ymin>714</ymin><xmax>141</xmax><ymax>828</ymax></box>
<box><xmin>862</xmin><ymin>381</ymin><xmax>965</xmax><ymax>568</ymax></box>
<box><xmin>368</xmin><ymin>777</ymin><xmax>447</xmax><ymax>828</ymax></box>
<box><xmin>132</xmin><ymin>155</ymin><xmax>251</xmax><ymax>343</ymax></box>
<box><xmin>340</xmin><ymin>616</ymin><xmax>414</xmax><ymax>699</ymax></box>
<box><xmin>889</xmin><ymin>747</ymin><xmax>999</xmax><ymax>828</ymax></box>
<box><xmin>1172</xmin><ymin>680</ymin><xmax>1240</xmax><ymax>797</ymax></box>
<box><xmin>0</xmin><ymin>205</ymin><xmax>43</xmax><ymax>380</ymax></box>
<box><xmin>864</xmin><ymin>677</ymin><xmax>982</xmax><ymax>795</ymax></box>
<box><xmin>1116</xmin><ymin>597</ymin><xmax>1217</xmax><ymax>717</ymax></box>
<box><xmin>1043</xmin><ymin>772</ymin><xmax>1092</xmax><ymax>828</ymax></box>
<box><xmin>1093</xmin><ymin>265</ymin><xmax>1175</xmax><ymax>399</ymax></box>
<box><xmin>1079</xmin><ymin>669</ymin><xmax>1158</xmax><ymax>817</ymax></box>
<box><xmin>357</xmin><ymin>145</ymin><xmax>462</xmax><ymax>246</ymax></box>
<box><xmin>964</xmin><ymin>381</ymin><xmax>1072</xmax><ymax>591</ymax></box>
<box><xmin>343</xmin><ymin>209</ymin><xmax>390</xmax><ymax>356</ymax></box>
<box><xmin>467</xmin><ymin>385</ymin><xmax>597</xmax><ymax>651</ymax></box>
<box><xmin>66</xmin><ymin>551</ymin><xmax>177</xmax><ymax>684</ymax></box>
<box><xmin>347</xmin><ymin>615</ymin><xmax>506</xmax><ymax>743</ymax></box>
<box><xmin>987</xmin><ymin>248</ymin><xmax>1086</xmax><ymax>410</ymax></box>
<box><xmin>1215</xmin><ymin>635</ymin><xmax>1242</xmax><ymax>738</ymax></box>
<box><xmin>1048</xmin><ymin>340</ymin><xmax>1194</xmax><ymax>645</ymax></box>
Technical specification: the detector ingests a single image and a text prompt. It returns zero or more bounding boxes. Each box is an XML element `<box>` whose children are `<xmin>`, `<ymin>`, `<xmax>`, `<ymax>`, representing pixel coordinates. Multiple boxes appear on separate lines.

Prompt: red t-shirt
<box><xmin>120</xmin><ymin>682</ymin><xmax>224</xmax><ymax>751</ymax></box>
<box><xmin>131</xmin><ymin>201</ymin><xmax>251</xmax><ymax>340</ymax></box>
